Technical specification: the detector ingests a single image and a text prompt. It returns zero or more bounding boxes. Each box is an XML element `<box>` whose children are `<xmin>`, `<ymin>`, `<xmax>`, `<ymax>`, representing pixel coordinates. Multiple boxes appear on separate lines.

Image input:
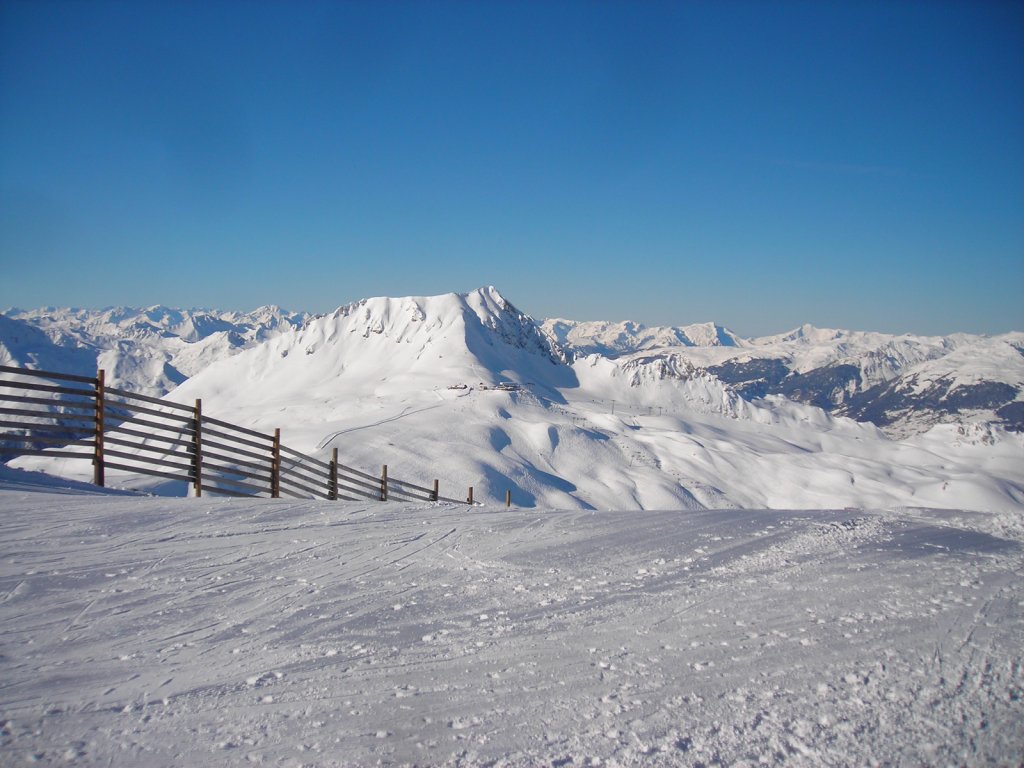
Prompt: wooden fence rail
<box><xmin>0</xmin><ymin>364</ymin><xmax>474</xmax><ymax>504</ymax></box>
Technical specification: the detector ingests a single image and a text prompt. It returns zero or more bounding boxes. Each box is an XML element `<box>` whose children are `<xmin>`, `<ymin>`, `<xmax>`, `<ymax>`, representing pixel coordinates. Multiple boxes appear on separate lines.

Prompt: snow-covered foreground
<box><xmin>1</xmin><ymin>475</ymin><xmax>1022</xmax><ymax>766</ymax></box>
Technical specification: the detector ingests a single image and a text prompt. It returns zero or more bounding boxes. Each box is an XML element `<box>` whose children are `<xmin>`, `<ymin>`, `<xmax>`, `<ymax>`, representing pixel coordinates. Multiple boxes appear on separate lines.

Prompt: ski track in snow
<box><xmin>0</xmin><ymin>487</ymin><xmax>1021</xmax><ymax>767</ymax></box>
<box><xmin>315</xmin><ymin>400</ymin><xmax>452</xmax><ymax>450</ymax></box>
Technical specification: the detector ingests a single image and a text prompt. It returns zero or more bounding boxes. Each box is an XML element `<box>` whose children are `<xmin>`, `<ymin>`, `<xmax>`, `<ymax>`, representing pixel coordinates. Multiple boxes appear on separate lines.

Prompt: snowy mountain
<box><xmin>5</xmin><ymin>287</ymin><xmax>1023</xmax><ymax>512</ymax></box>
<box><xmin>836</xmin><ymin>333</ymin><xmax>1024</xmax><ymax>437</ymax></box>
<box><xmin>11</xmin><ymin>286</ymin><xmax>1019</xmax><ymax>513</ymax></box>
<box><xmin>0</xmin><ymin>313</ymin><xmax>97</xmax><ymax>376</ymax></box>
<box><xmin>7</xmin><ymin>298</ymin><xmax>1019</xmax><ymax>437</ymax></box>
<box><xmin>541</xmin><ymin>318</ymin><xmax>745</xmax><ymax>358</ymax></box>
<box><xmin>2</xmin><ymin>305</ymin><xmax>310</xmax><ymax>396</ymax></box>
<box><xmin>544</xmin><ymin>319</ymin><xmax>1023</xmax><ymax>436</ymax></box>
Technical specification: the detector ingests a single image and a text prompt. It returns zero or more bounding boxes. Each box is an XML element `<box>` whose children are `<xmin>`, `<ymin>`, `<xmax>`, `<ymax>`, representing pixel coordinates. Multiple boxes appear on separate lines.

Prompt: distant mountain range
<box><xmin>3</xmin><ymin>288</ymin><xmax>1022</xmax><ymax>511</ymax></box>
<box><xmin>1</xmin><ymin>305</ymin><xmax>309</xmax><ymax>397</ymax></box>
<box><xmin>7</xmin><ymin>296</ymin><xmax>1019</xmax><ymax>437</ymax></box>
<box><xmin>541</xmin><ymin>319</ymin><xmax>1024</xmax><ymax>438</ymax></box>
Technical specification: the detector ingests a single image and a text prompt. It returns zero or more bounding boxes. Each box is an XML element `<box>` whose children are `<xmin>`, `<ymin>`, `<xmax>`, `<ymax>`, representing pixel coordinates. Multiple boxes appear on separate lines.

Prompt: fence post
<box><xmin>467</xmin><ymin>486</ymin><xmax>473</xmax><ymax>505</ymax></box>
<box><xmin>192</xmin><ymin>398</ymin><xmax>203</xmax><ymax>497</ymax></box>
<box><xmin>506</xmin><ymin>489</ymin><xmax>511</xmax><ymax>508</ymax></box>
<box><xmin>93</xmin><ymin>369</ymin><xmax>105</xmax><ymax>487</ymax></box>
<box><xmin>271</xmin><ymin>428</ymin><xmax>281</xmax><ymax>499</ymax></box>
<box><xmin>329</xmin><ymin>448</ymin><xmax>337</xmax><ymax>501</ymax></box>
<box><xmin>432</xmin><ymin>478</ymin><xmax>439</xmax><ymax>502</ymax></box>
<box><xmin>380</xmin><ymin>464</ymin><xmax>388</xmax><ymax>501</ymax></box>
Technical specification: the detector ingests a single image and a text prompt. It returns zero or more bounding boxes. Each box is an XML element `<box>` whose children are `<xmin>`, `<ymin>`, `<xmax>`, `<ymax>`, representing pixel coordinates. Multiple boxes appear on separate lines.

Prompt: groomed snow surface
<box><xmin>1</xmin><ymin>469</ymin><xmax>1021</xmax><ymax>766</ymax></box>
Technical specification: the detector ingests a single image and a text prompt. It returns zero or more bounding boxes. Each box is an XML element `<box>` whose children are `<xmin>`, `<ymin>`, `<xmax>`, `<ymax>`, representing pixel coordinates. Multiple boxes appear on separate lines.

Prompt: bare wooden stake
<box><xmin>432</xmin><ymin>478</ymin><xmax>439</xmax><ymax>502</ymax></box>
<box><xmin>271</xmin><ymin>428</ymin><xmax>281</xmax><ymax>499</ymax></box>
<box><xmin>381</xmin><ymin>464</ymin><xmax>388</xmax><ymax>501</ymax></box>
<box><xmin>193</xmin><ymin>398</ymin><xmax>203</xmax><ymax>497</ymax></box>
<box><xmin>506</xmin><ymin>489</ymin><xmax>511</xmax><ymax>507</ymax></box>
<box><xmin>93</xmin><ymin>369</ymin><xmax>105</xmax><ymax>487</ymax></box>
<box><xmin>329</xmin><ymin>447</ymin><xmax>338</xmax><ymax>501</ymax></box>
<box><xmin>467</xmin><ymin>486</ymin><xmax>474</xmax><ymax>505</ymax></box>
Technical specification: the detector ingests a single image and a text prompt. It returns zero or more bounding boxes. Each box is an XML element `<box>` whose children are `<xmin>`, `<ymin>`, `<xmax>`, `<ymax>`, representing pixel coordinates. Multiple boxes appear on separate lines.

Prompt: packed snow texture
<box><xmin>0</xmin><ymin>468</ymin><xmax>1021</xmax><ymax>766</ymax></box>
<box><xmin>9</xmin><ymin>288</ymin><xmax>1024</xmax><ymax>513</ymax></box>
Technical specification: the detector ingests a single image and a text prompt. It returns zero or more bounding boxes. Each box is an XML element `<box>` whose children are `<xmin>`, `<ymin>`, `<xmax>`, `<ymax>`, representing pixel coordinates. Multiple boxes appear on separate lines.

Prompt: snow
<box><xmin>547</xmin><ymin>315</ymin><xmax>1023</xmax><ymax>436</ymax></box>
<box><xmin>10</xmin><ymin>288</ymin><xmax>1024</xmax><ymax>513</ymax></box>
<box><xmin>5</xmin><ymin>291</ymin><xmax>1022</xmax><ymax>441</ymax></box>
<box><xmin>540</xmin><ymin>318</ymin><xmax>965</xmax><ymax>380</ymax></box>
<box><xmin>3</xmin><ymin>306</ymin><xmax>310</xmax><ymax>398</ymax></box>
<box><xmin>901</xmin><ymin>333</ymin><xmax>1024</xmax><ymax>392</ymax></box>
<box><xmin>0</xmin><ymin>468</ymin><xmax>1021</xmax><ymax>766</ymax></box>
<box><xmin>540</xmin><ymin>318</ymin><xmax>744</xmax><ymax>358</ymax></box>
<box><xmin>3</xmin><ymin>288</ymin><xmax>1022</xmax><ymax>763</ymax></box>
<box><xmin>0</xmin><ymin>315</ymin><xmax>95</xmax><ymax>377</ymax></box>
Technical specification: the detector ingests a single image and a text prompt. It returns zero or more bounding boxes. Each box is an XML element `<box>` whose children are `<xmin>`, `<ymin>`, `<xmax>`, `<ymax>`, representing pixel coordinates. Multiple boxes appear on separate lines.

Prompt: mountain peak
<box><xmin>760</xmin><ymin>323</ymin><xmax>848</xmax><ymax>345</ymax></box>
<box><xmin>465</xmin><ymin>285</ymin><xmax>512</xmax><ymax>312</ymax></box>
<box><xmin>538</xmin><ymin>318</ymin><xmax>744</xmax><ymax>358</ymax></box>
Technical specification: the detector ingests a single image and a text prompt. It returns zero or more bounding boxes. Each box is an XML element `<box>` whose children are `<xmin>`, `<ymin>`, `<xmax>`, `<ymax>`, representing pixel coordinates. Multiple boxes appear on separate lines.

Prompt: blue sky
<box><xmin>1</xmin><ymin>0</ymin><xmax>1022</xmax><ymax>336</ymax></box>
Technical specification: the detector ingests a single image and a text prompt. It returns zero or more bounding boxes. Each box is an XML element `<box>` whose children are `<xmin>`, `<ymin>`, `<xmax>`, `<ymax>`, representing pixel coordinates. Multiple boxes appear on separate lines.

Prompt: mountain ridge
<box><xmin>3</xmin><ymin>304</ymin><xmax>311</xmax><ymax>397</ymax></box>
<box><xmin>3</xmin><ymin>287</ymin><xmax>1022</xmax><ymax>435</ymax></box>
<box><xmin>5</xmin><ymin>286</ymin><xmax>1022</xmax><ymax>512</ymax></box>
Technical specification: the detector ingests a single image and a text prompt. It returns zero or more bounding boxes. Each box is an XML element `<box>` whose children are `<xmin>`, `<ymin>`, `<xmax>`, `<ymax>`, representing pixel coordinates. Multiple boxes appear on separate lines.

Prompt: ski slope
<box><xmin>0</xmin><ymin>469</ymin><xmax>1021</xmax><ymax>766</ymax></box>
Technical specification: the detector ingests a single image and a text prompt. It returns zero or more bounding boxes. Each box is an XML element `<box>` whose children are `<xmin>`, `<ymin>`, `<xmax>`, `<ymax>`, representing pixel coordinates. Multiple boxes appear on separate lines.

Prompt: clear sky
<box><xmin>1</xmin><ymin>0</ymin><xmax>1022</xmax><ymax>337</ymax></box>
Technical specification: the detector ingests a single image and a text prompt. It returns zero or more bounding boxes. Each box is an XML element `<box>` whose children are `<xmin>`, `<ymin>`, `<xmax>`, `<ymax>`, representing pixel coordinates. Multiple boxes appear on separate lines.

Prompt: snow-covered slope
<box><xmin>163</xmin><ymin>286</ymin><xmax>568</xmax><ymax>405</ymax></box>
<box><xmin>838</xmin><ymin>333</ymin><xmax>1024</xmax><ymax>437</ymax></box>
<box><xmin>14</xmin><ymin>287</ymin><xmax>1011</xmax><ymax>513</ymax></box>
<box><xmin>7</xmin><ymin>288</ymin><xmax>1023</xmax><ymax>512</ymax></box>
<box><xmin>0</xmin><ymin>314</ymin><xmax>96</xmax><ymax>376</ymax></box>
<box><xmin>545</xmin><ymin>318</ymin><xmax>1022</xmax><ymax>435</ymax></box>
<box><xmin>2</xmin><ymin>305</ymin><xmax>310</xmax><ymax>397</ymax></box>
<box><xmin>8</xmin><ymin>299</ymin><xmax>1019</xmax><ymax>434</ymax></box>
<box><xmin>541</xmin><ymin>318</ymin><xmax>745</xmax><ymax>358</ymax></box>
<box><xmin>1</xmin><ymin>475</ymin><xmax>1021</xmax><ymax>766</ymax></box>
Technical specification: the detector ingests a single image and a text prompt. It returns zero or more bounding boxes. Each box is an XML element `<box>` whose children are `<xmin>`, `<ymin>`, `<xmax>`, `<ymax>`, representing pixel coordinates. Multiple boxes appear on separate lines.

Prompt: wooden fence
<box><xmin>0</xmin><ymin>364</ymin><xmax>470</xmax><ymax>504</ymax></box>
